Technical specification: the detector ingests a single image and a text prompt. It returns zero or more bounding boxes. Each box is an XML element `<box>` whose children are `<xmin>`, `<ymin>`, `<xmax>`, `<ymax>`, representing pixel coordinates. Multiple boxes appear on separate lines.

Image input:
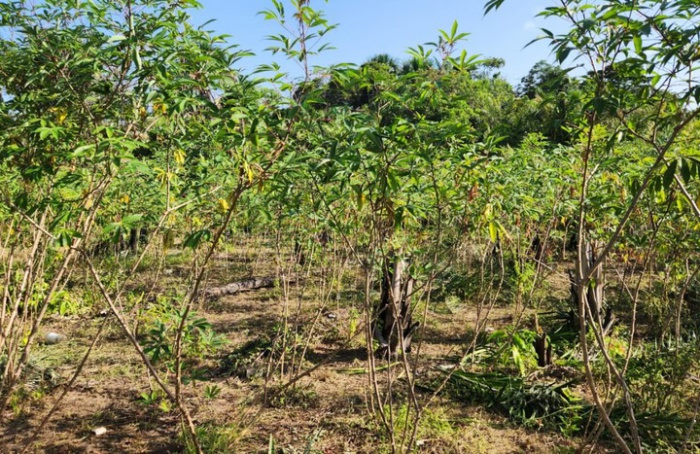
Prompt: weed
<box><xmin>47</xmin><ymin>290</ymin><xmax>85</xmax><ymax>316</ymax></box>
<box><xmin>139</xmin><ymin>389</ymin><xmax>165</xmax><ymax>406</ymax></box>
<box><xmin>204</xmin><ymin>384</ymin><xmax>222</xmax><ymax>400</ymax></box>
<box><xmin>268</xmin><ymin>383</ymin><xmax>319</xmax><ymax>409</ymax></box>
<box><xmin>139</xmin><ymin>295</ymin><xmax>229</xmax><ymax>382</ymax></box>
<box><xmin>625</xmin><ymin>337</ymin><xmax>700</xmax><ymax>415</ymax></box>
<box><xmin>478</xmin><ymin>327</ymin><xmax>539</xmax><ymax>376</ymax></box>
<box><xmin>217</xmin><ymin>337</ymin><xmax>272</xmax><ymax>379</ymax></box>
<box><xmin>183</xmin><ymin>422</ymin><xmax>241</xmax><ymax>454</ymax></box>
<box><xmin>376</xmin><ymin>403</ymin><xmax>461</xmax><ymax>452</ymax></box>
<box><xmin>445</xmin><ymin>369</ymin><xmax>588</xmax><ymax>435</ymax></box>
<box><xmin>267</xmin><ymin>429</ymin><xmax>325</xmax><ymax>454</ymax></box>
<box><xmin>611</xmin><ymin>408</ymin><xmax>699</xmax><ymax>451</ymax></box>
<box><xmin>348</xmin><ymin>308</ymin><xmax>360</xmax><ymax>341</ymax></box>
<box><xmin>138</xmin><ymin>388</ymin><xmax>172</xmax><ymax>412</ymax></box>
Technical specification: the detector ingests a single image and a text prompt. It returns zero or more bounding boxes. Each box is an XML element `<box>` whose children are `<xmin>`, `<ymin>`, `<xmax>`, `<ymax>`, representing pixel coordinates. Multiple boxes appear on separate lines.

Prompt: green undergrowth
<box><xmin>444</xmin><ymin>369</ymin><xmax>588</xmax><ymax>436</ymax></box>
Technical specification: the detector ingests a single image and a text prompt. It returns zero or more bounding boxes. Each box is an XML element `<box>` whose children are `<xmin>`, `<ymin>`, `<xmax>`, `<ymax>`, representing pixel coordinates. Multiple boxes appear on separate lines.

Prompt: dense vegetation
<box><xmin>1</xmin><ymin>0</ymin><xmax>700</xmax><ymax>452</ymax></box>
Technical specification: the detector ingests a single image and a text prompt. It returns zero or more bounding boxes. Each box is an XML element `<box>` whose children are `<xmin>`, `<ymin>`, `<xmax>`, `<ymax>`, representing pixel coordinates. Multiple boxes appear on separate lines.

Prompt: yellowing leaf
<box><xmin>357</xmin><ymin>192</ymin><xmax>365</xmax><ymax>211</ymax></box>
<box><xmin>242</xmin><ymin>161</ymin><xmax>254</xmax><ymax>183</ymax></box>
<box><xmin>49</xmin><ymin>107</ymin><xmax>67</xmax><ymax>124</ymax></box>
<box><xmin>217</xmin><ymin>198</ymin><xmax>230</xmax><ymax>213</ymax></box>
<box><xmin>153</xmin><ymin>102</ymin><xmax>167</xmax><ymax>115</ymax></box>
<box><xmin>482</xmin><ymin>204</ymin><xmax>492</xmax><ymax>220</ymax></box>
<box><xmin>158</xmin><ymin>400</ymin><xmax>171</xmax><ymax>412</ymax></box>
<box><xmin>120</xmin><ymin>194</ymin><xmax>130</xmax><ymax>204</ymax></box>
<box><xmin>174</xmin><ymin>148</ymin><xmax>186</xmax><ymax>165</ymax></box>
<box><xmin>488</xmin><ymin>221</ymin><xmax>498</xmax><ymax>243</ymax></box>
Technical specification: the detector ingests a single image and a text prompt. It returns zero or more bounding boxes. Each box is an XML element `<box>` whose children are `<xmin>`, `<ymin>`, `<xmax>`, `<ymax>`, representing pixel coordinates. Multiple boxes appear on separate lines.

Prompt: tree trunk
<box><xmin>374</xmin><ymin>256</ymin><xmax>419</xmax><ymax>357</ymax></box>
<box><xmin>534</xmin><ymin>332</ymin><xmax>552</xmax><ymax>367</ymax></box>
<box><xmin>569</xmin><ymin>240</ymin><xmax>609</xmax><ymax>333</ymax></box>
<box><xmin>128</xmin><ymin>228</ymin><xmax>148</xmax><ymax>253</ymax></box>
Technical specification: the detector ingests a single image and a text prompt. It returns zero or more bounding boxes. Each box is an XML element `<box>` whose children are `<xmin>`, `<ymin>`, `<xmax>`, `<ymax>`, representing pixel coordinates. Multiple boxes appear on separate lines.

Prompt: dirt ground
<box><xmin>0</xmin><ymin>248</ymin><xmax>590</xmax><ymax>453</ymax></box>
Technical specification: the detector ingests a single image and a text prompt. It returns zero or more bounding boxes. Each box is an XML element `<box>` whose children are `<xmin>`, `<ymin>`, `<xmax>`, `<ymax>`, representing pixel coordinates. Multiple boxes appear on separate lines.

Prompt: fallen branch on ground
<box><xmin>202</xmin><ymin>276</ymin><xmax>296</xmax><ymax>300</ymax></box>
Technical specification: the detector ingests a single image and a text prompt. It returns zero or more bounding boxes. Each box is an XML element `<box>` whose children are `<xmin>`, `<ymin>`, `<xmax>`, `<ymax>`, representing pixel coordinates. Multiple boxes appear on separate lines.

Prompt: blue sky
<box><xmin>188</xmin><ymin>1</ymin><xmax>567</xmax><ymax>86</ymax></box>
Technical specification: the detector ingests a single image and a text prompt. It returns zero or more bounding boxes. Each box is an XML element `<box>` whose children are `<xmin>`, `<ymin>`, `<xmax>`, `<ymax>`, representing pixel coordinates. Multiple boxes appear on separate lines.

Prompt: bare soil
<box><xmin>0</xmin><ymin>248</ymin><xmax>593</xmax><ymax>453</ymax></box>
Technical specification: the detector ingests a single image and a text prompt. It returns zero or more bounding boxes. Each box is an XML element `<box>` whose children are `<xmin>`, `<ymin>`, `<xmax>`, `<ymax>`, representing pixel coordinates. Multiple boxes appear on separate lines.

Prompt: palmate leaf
<box><xmin>484</xmin><ymin>0</ymin><xmax>508</xmax><ymax>15</ymax></box>
<box><xmin>122</xmin><ymin>214</ymin><xmax>143</xmax><ymax>228</ymax></box>
<box><xmin>54</xmin><ymin>229</ymin><xmax>81</xmax><ymax>248</ymax></box>
<box><xmin>183</xmin><ymin>229</ymin><xmax>212</xmax><ymax>249</ymax></box>
<box><xmin>511</xmin><ymin>346</ymin><xmax>526</xmax><ymax>376</ymax></box>
<box><xmin>662</xmin><ymin>160</ymin><xmax>677</xmax><ymax>190</ymax></box>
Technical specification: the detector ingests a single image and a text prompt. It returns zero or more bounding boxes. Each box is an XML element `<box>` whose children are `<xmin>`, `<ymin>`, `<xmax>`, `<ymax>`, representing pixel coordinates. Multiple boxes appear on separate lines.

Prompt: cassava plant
<box><xmin>0</xmin><ymin>1</ymin><xmax>296</xmax><ymax>452</ymax></box>
<box><xmin>486</xmin><ymin>0</ymin><xmax>700</xmax><ymax>452</ymax></box>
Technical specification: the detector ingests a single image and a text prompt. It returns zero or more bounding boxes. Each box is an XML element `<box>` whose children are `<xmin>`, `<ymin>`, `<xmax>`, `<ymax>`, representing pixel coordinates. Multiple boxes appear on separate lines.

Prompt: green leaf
<box><xmin>556</xmin><ymin>47</ymin><xmax>572</xmax><ymax>63</ymax></box>
<box><xmin>633</xmin><ymin>35</ymin><xmax>643</xmax><ymax>54</ymax></box>
<box><xmin>680</xmin><ymin>159</ymin><xmax>692</xmax><ymax>184</ymax></box>
<box><xmin>512</xmin><ymin>346</ymin><xmax>526</xmax><ymax>377</ymax></box>
<box><xmin>183</xmin><ymin>229</ymin><xmax>212</xmax><ymax>249</ymax></box>
<box><xmin>662</xmin><ymin>160</ymin><xmax>677</xmax><ymax>190</ymax></box>
<box><xmin>103</xmin><ymin>222</ymin><xmax>122</xmax><ymax>236</ymax></box>
<box><xmin>484</xmin><ymin>0</ymin><xmax>507</xmax><ymax>15</ymax></box>
<box><xmin>107</xmin><ymin>34</ymin><xmax>127</xmax><ymax>43</ymax></box>
<box><xmin>122</xmin><ymin>214</ymin><xmax>143</xmax><ymax>228</ymax></box>
<box><xmin>268</xmin><ymin>435</ymin><xmax>276</xmax><ymax>454</ymax></box>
